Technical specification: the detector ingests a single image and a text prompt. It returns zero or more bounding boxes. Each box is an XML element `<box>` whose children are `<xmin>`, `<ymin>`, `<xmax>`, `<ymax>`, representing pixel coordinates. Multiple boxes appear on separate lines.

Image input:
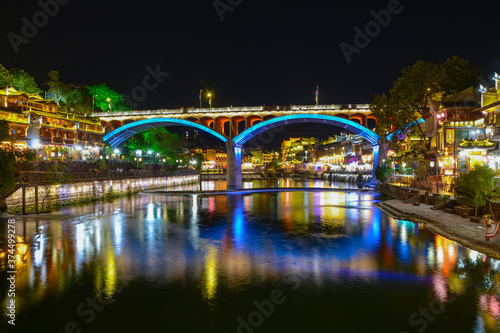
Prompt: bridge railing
<box><xmin>291</xmin><ymin>104</ymin><xmax>370</xmax><ymax>110</ymax></box>
<box><xmin>187</xmin><ymin>106</ymin><xmax>264</xmax><ymax>113</ymax></box>
<box><xmin>16</xmin><ymin>169</ymin><xmax>200</xmax><ymax>186</ymax></box>
<box><xmin>92</xmin><ymin>109</ymin><xmax>184</xmax><ymax>117</ymax></box>
<box><xmin>91</xmin><ymin>104</ymin><xmax>372</xmax><ymax>117</ymax></box>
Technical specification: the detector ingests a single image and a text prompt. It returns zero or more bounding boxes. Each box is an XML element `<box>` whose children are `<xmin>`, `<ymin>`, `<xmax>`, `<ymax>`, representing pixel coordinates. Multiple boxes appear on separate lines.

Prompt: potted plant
<box><xmin>454</xmin><ymin>165</ymin><xmax>500</xmax><ymax>218</ymax></box>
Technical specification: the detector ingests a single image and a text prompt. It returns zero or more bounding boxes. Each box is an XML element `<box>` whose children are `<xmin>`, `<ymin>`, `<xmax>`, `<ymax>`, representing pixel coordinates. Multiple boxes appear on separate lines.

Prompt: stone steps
<box><xmin>375</xmin><ymin>202</ymin><xmax>414</xmax><ymax>220</ymax></box>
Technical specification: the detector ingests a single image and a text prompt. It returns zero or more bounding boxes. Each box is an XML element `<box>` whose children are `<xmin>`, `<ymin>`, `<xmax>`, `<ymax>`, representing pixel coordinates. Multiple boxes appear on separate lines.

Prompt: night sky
<box><xmin>2</xmin><ymin>0</ymin><xmax>500</xmax><ymax>145</ymax></box>
<box><xmin>3</xmin><ymin>0</ymin><xmax>500</xmax><ymax>108</ymax></box>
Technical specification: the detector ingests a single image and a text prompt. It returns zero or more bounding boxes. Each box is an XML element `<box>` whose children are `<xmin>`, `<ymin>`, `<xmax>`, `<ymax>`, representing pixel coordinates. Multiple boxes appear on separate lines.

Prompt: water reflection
<box><xmin>203</xmin><ymin>244</ymin><xmax>219</xmax><ymax>301</ymax></box>
<box><xmin>204</xmin><ymin>178</ymin><xmax>359</xmax><ymax>191</ymax></box>
<box><xmin>1</xmin><ymin>182</ymin><xmax>500</xmax><ymax>332</ymax></box>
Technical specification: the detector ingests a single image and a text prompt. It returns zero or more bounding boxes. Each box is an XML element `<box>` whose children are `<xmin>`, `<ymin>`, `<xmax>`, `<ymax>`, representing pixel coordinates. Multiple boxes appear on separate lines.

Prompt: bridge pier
<box><xmin>378</xmin><ymin>137</ymin><xmax>388</xmax><ymax>165</ymax></box>
<box><xmin>370</xmin><ymin>139</ymin><xmax>388</xmax><ymax>183</ymax></box>
<box><xmin>226</xmin><ymin>140</ymin><xmax>242</xmax><ymax>190</ymax></box>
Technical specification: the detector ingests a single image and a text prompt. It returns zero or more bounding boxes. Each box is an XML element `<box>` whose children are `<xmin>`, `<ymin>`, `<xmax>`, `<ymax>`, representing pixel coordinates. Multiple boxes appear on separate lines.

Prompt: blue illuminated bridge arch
<box><xmin>104</xmin><ymin>118</ymin><xmax>228</xmax><ymax>147</ymax></box>
<box><xmin>233</xmin><ymin>114</ymin><xmax>380</xmax><ymax>147</ymax></box>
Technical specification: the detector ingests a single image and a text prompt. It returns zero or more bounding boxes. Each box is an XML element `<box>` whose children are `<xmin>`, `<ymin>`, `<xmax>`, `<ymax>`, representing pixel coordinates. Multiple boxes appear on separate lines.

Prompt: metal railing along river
<box><xmin>16</xmin><ymin>169</ymin><xmax>200</xmax><ymax>186</ymax></box>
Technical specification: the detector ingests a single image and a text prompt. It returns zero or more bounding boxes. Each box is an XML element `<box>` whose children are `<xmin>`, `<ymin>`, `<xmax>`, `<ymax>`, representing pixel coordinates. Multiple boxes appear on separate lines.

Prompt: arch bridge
<box><xmin>99</xmin><ymin>105</ymin><xmax>381</xmax><ymax>189</ymax></box>
<box><xmin>95</xmin><ymin>104</ymin><xmax>377</xmax><ymax>137</ymax></box>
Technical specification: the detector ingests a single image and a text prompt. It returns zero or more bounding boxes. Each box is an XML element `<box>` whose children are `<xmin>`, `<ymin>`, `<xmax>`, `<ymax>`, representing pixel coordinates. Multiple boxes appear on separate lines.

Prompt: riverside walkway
<box><xmin>376</xmin><ymin>199</ymin><xmax>500</xmax><ymax>260</ymax></box>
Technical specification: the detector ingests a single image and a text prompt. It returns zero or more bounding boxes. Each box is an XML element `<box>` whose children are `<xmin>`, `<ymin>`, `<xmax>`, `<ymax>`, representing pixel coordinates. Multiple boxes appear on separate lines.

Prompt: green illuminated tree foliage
<box><xmin>375</xmin><ymin>163</ymin><xmax>391</xmax><ymax>183</ymax></box>
<box><xmin>65</xmin><ymin>87</ymin><xmax>94</xmax><ymax>115</ymax></box>
<box><xmin>0</xmin><ymin>65</ymin><xmax>40</xmax><ymax>93</ymax></box>
<box><xmin>88</xmin><ymin>84</ymin><xmax>130</xmax><ymax>112</ymax></box>
<box><xmin>46</xmin><ymin>70</ymin><xmax>68</xmax><ymax>104</ymax></box>
<box><xmin>45</xmin><ymin>71</ymin><xmax>95</xmax><ymax>114</ymax></box>
<box><xmin>125</xmin><ymin>127</ymin><xmax>187</xmax><ymax>161</ymax></box>
<box><xmin>0</xmin><ymin>64</ymin><xmax>13</xmax><ymax>87</ymax></box>
<box><xmin>10</xmin><ymin>68</ymin><xmax>41</xmax><ymax>93</ymax></box>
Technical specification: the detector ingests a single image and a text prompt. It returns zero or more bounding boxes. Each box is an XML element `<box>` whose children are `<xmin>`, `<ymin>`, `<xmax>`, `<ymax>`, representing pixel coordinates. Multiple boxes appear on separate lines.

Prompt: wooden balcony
<box><xmin>492</xmin><ymin>126</ymin><xmax>500</xmax><ymax>142</ymax></box>
<box><xmin>40</xmin><ymin>136</ymin><xmax>52</xmax><ymax>144</ymax></box>
<box><xmin>52</xmin><ymin>137</ymin><xmax>64</xmax><ymax>144</ymax></box>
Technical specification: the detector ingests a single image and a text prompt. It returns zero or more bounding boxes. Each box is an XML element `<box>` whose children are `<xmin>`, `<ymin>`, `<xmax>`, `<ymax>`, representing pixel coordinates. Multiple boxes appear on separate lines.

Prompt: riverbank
<box><xmin>5</xmin><ymin>171</ymin><xmax>199</xmax><ymax>214</ymax></box>
<box><xmin>376</xmin><ymin>199</ymin><xmax>500</xmax><ymax>261</ymax></box>
<box><xmin>4</xmin><ymin>191</ymin><xmax>137</xmax><ymax>216</ymax></box>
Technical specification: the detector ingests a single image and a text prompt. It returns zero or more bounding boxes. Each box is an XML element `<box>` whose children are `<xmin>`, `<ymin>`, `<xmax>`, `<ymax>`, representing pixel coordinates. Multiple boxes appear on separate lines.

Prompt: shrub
<box><xmin>375</xmin><ymin>164</ymin><xmax>391</xmax><ymax>183</ymax></box>
<box><xmin>454</xmin><ymin>165</ymin><xmax>500</xmax><ymax>217</ymax></box>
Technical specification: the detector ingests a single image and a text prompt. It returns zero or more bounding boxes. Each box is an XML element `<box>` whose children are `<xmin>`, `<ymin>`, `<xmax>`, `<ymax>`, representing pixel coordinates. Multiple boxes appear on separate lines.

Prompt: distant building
<box><xmin>262</xmin><ymin>151</ymin><xmax>279</xmax><ymax>165</ymax></box>
<box><xmin>316</xmin><ymin>134</ymin><xmax>373</xmax><ymax>172</ymax></box>
<box><xmin>205</xmin><ymin>148</ymin><xmax>227</xmax><ymax>170</ymax></box>
<box><xmin>281</xmin><ymin>137</ymin><xmax>318</xmax><ymax>163</ymax></box>
<box><xmin>0</xmin><ymin>87</ymin><xmax>56</xmax><ymax>150</ymax></box>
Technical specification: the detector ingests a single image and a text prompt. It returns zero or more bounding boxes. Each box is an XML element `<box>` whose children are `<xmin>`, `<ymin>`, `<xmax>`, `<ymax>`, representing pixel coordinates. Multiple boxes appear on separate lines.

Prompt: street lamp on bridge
<box><xmin>207</xmin><ymin>92</ymin><xmax>212</xmax><ymax>110</ymax></box>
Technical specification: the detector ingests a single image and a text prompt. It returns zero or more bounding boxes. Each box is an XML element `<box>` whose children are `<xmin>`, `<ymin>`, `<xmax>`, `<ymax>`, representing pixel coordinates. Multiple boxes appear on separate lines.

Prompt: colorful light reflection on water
<box><xmin>1</xmin><ymin>185</ymin><xmax>500</xmax><ymax>332</ymax></box>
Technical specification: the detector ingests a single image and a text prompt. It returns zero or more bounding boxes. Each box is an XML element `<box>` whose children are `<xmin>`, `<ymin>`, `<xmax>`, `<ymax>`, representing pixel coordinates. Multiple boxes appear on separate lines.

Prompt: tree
<box><xmin>0</xmin><ymin>64</ymin><xmax>13</xmax><ymax>87</ymax></box>
<box><xmin>0</xmin><ymin>120</ymin><xmax>18</xmax><ymax>211</ymax></box>
<box><xmin>402</xmin><ymin>153</ymin><xmax>433</xmax><ymax>201</ymax></box>
<box><xmin>190</xmin><ymin>152</ymin><xmax>204</xmax><ymax>170</ymax></box>
<box><xmin>375</xmin><ymin>162</ymin><xmax>392</xmax><ymax>183</ymax></box>
<box><xmin>14</xmin><ymin>149</ymin><xmax>36</xmax><ymax>163</ymax></box>
<box><xmin>125</xmin><ymin>127</ymin><xmax>187</xmax><ymax>161</ymax></box>
<box><xmin>454</xmin><ymin>166</ymin><xmax>500</xmax><ymax>218</ymax></box>
<box><xmin>371</xmin><ymin>56</ymin><xmax>481</xmax><ymax>150</ymax></box>
<box><xmin>46</xmin><ymin>70</ymin><xmax>68</xmax><ymax>104</ymax></box>
<box><xmin>65</xmin><ymin>86</ymin><xmax>94</xmax><ymax>115</ymax></box>
<box><xmin>10</xmin><ymin>68</ymin><xmax>41</xmax><ymax>93</ymax></box>
<box><xmin>438</xmin><ymin>56</ymin><xmax>482</xmax><ymax>97</ymax></box>
<box><xmin>267</xmin><ymin>158</ymin><xmax>281</xmax><ymax>172</ymax></box>
<box><xmin>88</xmin><ymin>84</ymin><xmax>130</xmax><ymax>112</ymax></box>
<box><xmin>0</xmin><ymin>119</ymin><xmax>12</xmax><ymax>142</ymax></box>
<box><xmin>370</xmin><ymin>93</ymin><xmax>393</xmax><ymax>137</ymax></box>
<box><xmin>0</xmin><ymin>149</ymin><xmax>17</xmax><ymax>212</ymax></box>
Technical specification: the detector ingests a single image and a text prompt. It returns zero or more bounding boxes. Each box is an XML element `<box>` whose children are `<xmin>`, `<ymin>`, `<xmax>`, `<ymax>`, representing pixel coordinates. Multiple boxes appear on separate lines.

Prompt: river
<box><xmin>1</xmin><ymin>179</ymin><xmax>499</xmax><ymax>332</ymax></box>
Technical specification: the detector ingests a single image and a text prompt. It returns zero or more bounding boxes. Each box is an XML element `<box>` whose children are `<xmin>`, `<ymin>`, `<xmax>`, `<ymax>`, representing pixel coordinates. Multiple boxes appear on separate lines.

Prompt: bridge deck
<box><xmin>92</xmin><ymin>104</ymin><xmax>372</xmax><ymax>118</ymax></box>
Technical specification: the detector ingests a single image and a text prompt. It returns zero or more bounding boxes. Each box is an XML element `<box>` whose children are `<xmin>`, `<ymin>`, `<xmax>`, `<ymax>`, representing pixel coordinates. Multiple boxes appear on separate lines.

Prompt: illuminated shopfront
<box><xmin>457</xmin><ymin>149</ymin><xmax>487</xmax><ymax>173</ymax></box>
<box><xmin>318</xmin><ymin>154</ymin><xmax>344</xmax><ymax>169</ymax></box>
<box><xmin>457</xmin><ymin>139</ymin><xmax>496</xmax><ymax>172</ymax></box>
<box><xmin>317</xmin><ymin>152</ymin><xmax>374</xmax><ymax>173</ymax></box>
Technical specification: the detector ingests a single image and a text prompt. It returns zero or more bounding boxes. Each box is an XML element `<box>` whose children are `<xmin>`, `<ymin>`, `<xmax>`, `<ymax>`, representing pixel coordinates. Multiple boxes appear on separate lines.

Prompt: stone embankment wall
<box><xmin>7</xmin><ymin>174</ymin><xmax>199</xmax><ymax>211</ymax></box>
